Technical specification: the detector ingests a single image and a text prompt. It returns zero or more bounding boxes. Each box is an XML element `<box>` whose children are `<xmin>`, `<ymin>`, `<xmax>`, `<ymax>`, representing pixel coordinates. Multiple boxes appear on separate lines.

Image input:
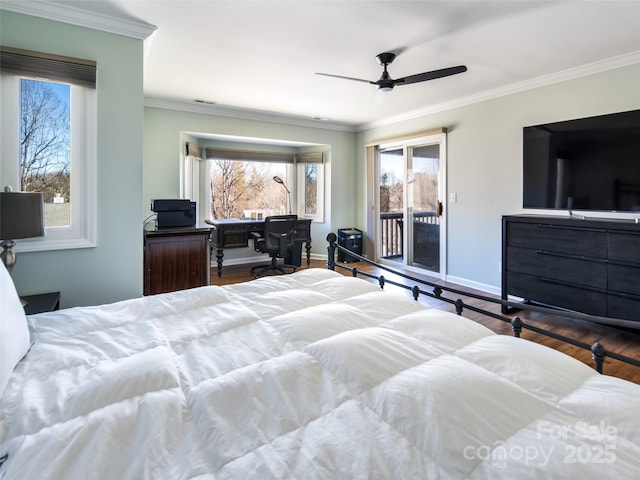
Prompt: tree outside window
<box><xmin>209</xmin><ymin>159</ymin><xmax>288</xmax><ymax>219</ymax></box>
<box><xmin>20</xmin><ymin>78</ymin><xmax>71</xmax><ymax>227</ymax></box>
<box><xmin>304</xmin><ymin>163</ymin><xmax>317</xmax><ymax>215</ymax></box>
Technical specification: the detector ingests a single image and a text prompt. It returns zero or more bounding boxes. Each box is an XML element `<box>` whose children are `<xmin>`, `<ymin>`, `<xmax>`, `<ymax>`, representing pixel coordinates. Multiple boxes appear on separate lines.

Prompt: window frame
<box><xmin>296</xmin><ymin>155</ymin><xmax>325</xmax><ymax>223</ymax></box>
<box><xmin>0</xmin><ymin>73</ymin><xmax>97</xmax><ymax>252</ymax></box>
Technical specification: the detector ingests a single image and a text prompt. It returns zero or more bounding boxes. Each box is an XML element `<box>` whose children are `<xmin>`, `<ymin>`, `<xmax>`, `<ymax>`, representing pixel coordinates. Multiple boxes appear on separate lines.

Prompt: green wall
<box><xmin>0</xmin><ymin>11</ymin><xmax>145</xmax><ymax>307</ymax></box>
<box><xmin>143</xmin><ymin>106</ymin><xmax>357</xmax><ymax>261</ymax></box>
<box><xmin>358</xmin><ymin>63</ymin><xmax>640</xmax><ymax>293</ymax></box>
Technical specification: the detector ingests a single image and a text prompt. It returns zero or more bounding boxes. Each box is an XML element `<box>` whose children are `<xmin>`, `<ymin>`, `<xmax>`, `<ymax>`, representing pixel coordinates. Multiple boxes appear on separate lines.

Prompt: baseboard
<box><xmin>444</xmin><ymin>275</ymin><xmax>501</xmax><ymax>297</ymax></box>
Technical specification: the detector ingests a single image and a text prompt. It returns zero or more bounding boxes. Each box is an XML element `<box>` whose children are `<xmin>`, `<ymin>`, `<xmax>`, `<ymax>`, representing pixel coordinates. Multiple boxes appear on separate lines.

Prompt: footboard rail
<box><xmin>326</xmin><ymin>233</ymin><xmax>640</xmax><ymax>375</ymax></box>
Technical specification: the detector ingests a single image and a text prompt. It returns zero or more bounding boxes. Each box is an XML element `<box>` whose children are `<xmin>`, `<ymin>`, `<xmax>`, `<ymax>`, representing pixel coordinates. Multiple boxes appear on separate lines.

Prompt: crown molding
<box><xmin>361</xmin><ymin>50</ymin><xmax>640</xmax><ymax>130</ymax></box>
<box><xmin>0</xmin><ymin>0</ymin><xmax>156</xmax><ymax>39</ymax></box>
<box><xmin>144</xmin><ymin>97</ymin><xmax>358</xmax><ymax>133</ymax></box>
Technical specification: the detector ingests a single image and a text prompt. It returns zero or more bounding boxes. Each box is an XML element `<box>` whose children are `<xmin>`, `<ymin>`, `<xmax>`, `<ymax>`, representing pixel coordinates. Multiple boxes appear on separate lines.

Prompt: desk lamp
<box><xmin>273</xmin><ymin>176</ymin><xmax>292</xmax><ymax>214</ymax></box>
<box><xmin>0</xmin><ymin>186</ymin><xmax>45</xmax><ymax>275</ymax></box>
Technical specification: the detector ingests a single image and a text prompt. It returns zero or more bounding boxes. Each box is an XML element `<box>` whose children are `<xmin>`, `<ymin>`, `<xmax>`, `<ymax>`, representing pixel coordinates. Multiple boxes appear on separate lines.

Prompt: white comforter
<box><xmin>1</xmin><ymin>269</ymin><xmax>639</xmax><ymax>479</ymax></box>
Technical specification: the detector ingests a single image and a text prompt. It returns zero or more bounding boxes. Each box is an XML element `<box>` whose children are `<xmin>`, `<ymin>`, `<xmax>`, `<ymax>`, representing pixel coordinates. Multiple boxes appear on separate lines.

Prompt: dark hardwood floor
<box><xmin>211</xmin><ymin>259</ymin><xmax>640</xmax><ymax>384</ymax></box>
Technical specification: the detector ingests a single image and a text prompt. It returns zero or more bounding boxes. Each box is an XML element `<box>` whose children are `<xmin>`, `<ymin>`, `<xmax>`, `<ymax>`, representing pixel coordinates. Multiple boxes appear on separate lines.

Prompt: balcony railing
<box><xmin>380</xmin><ymin>210</ymin><xmax>438</xmax><ymax>259</ymax></box>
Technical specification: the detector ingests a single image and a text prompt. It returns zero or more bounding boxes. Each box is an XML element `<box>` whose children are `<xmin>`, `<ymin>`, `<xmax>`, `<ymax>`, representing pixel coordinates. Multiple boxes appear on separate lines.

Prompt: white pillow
<box><xmin>0</xmin><ymin>262</ymin><xmax>31</xmax><ymax>396</ymax></box>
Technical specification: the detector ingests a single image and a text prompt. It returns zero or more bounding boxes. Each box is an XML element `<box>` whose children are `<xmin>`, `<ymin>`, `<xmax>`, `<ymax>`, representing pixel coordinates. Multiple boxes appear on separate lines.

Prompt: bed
<box><xmin>2</xmin><ymin>262</ymin><xmax>640</xmax><ymax>479</ymax></box>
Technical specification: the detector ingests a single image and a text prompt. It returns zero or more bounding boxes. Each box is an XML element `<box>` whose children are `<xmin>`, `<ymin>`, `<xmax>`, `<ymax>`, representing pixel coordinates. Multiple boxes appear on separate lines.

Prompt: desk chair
<box><xmin>250</xmin><ymin>214</ymin><xmax>298</xmax><ymax>277</ymax></box>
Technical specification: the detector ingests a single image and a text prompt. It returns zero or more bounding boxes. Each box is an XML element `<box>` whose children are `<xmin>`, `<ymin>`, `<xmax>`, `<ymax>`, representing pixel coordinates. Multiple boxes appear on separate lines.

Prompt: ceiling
<box><xmin>6</xmin><ymin>1</ymin><xmax>640</xmax><ymax>129</ymax></box>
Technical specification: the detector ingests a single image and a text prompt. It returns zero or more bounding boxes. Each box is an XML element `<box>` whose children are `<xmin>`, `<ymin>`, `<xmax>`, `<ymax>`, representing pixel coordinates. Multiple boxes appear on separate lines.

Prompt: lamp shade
<box><xmin>0</xmin><ymin>191</ymin><xmax>45</xmax><ymax>240</ymax></box>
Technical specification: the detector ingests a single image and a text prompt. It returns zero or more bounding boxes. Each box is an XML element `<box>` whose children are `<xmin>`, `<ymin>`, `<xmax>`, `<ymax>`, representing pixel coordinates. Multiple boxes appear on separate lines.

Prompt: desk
<box><xmin>206</xmin><ymin>218</ymin><xmax>312</xmax><ymax>277</ymax></box>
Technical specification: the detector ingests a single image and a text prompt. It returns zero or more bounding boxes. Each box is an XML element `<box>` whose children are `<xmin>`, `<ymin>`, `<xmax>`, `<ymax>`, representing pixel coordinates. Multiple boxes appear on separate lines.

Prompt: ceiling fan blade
<box><xmin>316</xmin><ymin>72</ymin><xmax>375</xmax><ymax>85</ymax></box>
<box><xmin>394</xmin><ymin>65</ymin><xmax>467</xmax><ymax>86</ymax></box>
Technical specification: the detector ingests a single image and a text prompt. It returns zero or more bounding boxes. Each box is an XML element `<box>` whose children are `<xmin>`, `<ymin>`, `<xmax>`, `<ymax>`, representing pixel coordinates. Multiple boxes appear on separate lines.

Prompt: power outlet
<box><xmin>450</xmin><ymin>192</ymin><xmax>458</xmax><ymax>203</ymax></box>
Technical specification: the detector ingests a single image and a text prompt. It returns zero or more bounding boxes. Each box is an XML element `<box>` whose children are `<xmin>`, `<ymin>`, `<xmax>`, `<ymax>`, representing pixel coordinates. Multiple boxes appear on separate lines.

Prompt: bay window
<box><xmin>183</xmin><ymin>140</ymin><xmax>325</xmax><ymax>223</ymax></box>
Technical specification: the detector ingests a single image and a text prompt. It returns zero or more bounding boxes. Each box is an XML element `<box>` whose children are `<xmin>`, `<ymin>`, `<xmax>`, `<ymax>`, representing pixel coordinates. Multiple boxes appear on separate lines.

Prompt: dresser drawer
<box><xmin>608</xmin><ymin>232</ymin><xmax>640</xmax><ymax>264</ymax></box>
<box><xmin>607</xmin><ymin>293</ymin><xmax>640</xmax><ymax>322</ymax></box>
<box><xmin>506</xmin><ymin>222</ymin><xmax>607</xmax><ymax>258</ymax></box>
<box><xmin>506</xmin><ymin>246</ymin><xmax>606</xmax><ymax>289</ymax></box>
<box><xmin>608</xmin><ymin>263</ymin><xmax>640</xmax><ymax>296</ymax></box>
<box><xmin>507</xmin><ymin>271</ymin><xmax>608</xmax><ymax>317</ymax></box>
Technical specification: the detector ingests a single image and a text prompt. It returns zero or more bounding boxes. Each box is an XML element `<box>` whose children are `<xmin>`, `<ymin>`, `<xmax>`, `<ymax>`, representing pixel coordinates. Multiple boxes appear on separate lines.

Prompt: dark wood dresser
<box><xmin>502</xmin><ymin>214</ymin><xmax>640</xmax><ymax>322</ymax></box>
<box><xmin>144</xmin><ymin>227</ymin><xmax>211</xmax><ymax>295</ymax></box>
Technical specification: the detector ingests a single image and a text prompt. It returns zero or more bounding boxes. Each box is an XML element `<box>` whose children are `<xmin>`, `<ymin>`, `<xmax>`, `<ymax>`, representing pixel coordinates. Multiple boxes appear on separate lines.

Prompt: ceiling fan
<box><xmin>316</xmin><ymin>52</ymin><xmax>467</xmax><ymax>92</ymax></box>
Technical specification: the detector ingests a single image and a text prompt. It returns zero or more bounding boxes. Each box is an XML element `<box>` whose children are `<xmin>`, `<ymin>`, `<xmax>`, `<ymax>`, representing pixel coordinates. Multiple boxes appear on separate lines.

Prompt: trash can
<box><xmin>285</xmin><ymin>242</ymin><xmax>303</xmax><ymax>267</ymax></box>
<box><xmin>337</xmin><ymin>228</ymin><xmax>363</xmax><ymax>263</ymax></box>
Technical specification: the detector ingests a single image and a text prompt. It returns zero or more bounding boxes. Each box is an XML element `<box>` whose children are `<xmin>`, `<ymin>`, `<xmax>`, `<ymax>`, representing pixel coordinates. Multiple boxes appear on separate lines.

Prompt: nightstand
<box><xmin>23</xmin><ymin>292</ymin><xmax>60</xmax><ymax>315</ymax></box>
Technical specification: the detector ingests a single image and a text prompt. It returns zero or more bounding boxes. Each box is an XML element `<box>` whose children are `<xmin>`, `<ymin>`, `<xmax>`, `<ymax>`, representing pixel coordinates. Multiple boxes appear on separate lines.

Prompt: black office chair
<box><xmin>250</xmin><ymin>214</ymin><xmax>298</xmax><ymax>277</ymax></box>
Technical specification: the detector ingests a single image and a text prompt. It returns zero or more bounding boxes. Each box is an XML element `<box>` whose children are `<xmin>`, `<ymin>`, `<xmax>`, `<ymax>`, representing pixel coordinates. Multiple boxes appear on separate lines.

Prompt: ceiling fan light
<box><xmin>378</xmin><ymin>85</ymin><xmax>393</xmax><ymax>92</ymax></box>
<box><xmin>374</xmin><ymin>87</ymin><xmax>391</xmax><ymax>104</ymax></box>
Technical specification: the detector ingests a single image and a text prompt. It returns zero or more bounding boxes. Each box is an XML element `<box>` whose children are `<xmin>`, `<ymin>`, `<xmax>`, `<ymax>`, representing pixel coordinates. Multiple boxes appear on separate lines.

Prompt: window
<box><xmin>204</xmin><ymin>147</ymin><xmax>294</xmax><ymax>219</ymax></box>
<box><xmin>303</xmin><ymin>163</ymin><xmax>318</xmax><ymax>214</ymax></box>
<box><xmin>198</xmin><ymin>145</ymin><xmax>325</xmax><ymax>222</ymax></box>
<box><xmin>0</xmin><ymin>47</ymin><xmax>96</xmax><ymax>251</ymax></box>
<box><xmin>207</xmin><ymin>159</ymin><xmax>291</xmax><ymax>219</ymax></box>
<box><xmin>296</xmin><ymin>151</ymin><xmax>324</xmax><ymax>222</ymax></box>
<box><xmin>20</xmin><ymin>79</ymin><xmax>70</xmax><ymax>226</ymax></box>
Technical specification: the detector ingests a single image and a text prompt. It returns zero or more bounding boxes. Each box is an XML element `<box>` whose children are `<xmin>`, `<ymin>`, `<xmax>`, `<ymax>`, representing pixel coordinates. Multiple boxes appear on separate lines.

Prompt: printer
<box><xmin>151</xmin><ymin>199</ymin><xmax>196</xmax><ymax>228</ymax></box>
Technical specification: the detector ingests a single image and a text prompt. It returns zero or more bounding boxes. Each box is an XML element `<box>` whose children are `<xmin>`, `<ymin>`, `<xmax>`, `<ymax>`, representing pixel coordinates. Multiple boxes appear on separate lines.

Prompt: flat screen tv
<box><xmin>523</xmin><ymin>109</ymin><xmax>640</xmax><ymax>213</ymax></box>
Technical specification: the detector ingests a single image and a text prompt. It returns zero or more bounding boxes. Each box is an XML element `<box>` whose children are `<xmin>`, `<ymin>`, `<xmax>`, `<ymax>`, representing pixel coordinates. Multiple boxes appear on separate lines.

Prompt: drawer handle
<box><xmin>536</xmin><ymin>250</ymin><xmax>607</xmax><ymax>263</ymax></box>
<box><xmin>535</xmin><ymin>223</ymin><xmax>607</xmax><ymax>233</ymax></box>
<box><xmin>607</xmin><ymin>290</ymin><xmax>640</xmax><ymax>301</ymax></box>
<box><xmin>537</xmin><ymin>276</ymin><xmax>606</xmax><ymax>293</ymax></box>
<box><xmin>608</xmin><ymin>258</ymin><xmax>640</xmax><ymax>268</ymax></box>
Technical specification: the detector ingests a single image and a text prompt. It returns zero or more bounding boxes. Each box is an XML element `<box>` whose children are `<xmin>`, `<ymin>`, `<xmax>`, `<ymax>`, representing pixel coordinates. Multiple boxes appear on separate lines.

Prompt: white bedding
<box><xmin>1</xmin><ymin>269</ymin><xmax>639</xmax><ymax>479</ymax></box>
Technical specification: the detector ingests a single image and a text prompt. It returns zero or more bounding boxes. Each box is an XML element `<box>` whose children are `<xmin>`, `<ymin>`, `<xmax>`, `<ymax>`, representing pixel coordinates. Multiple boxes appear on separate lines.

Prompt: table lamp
<box><xmin>0</xmin><ymin>186</ymin><xmax>45</xmax><ymax>275</ymax></box>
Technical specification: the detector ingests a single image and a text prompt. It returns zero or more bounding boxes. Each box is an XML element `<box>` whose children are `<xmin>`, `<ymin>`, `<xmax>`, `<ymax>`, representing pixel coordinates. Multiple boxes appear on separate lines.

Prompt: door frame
<box><xmin>368</xmin><ymin>130</ymin><xmax>447</xmax><ymax>279</ymax></box>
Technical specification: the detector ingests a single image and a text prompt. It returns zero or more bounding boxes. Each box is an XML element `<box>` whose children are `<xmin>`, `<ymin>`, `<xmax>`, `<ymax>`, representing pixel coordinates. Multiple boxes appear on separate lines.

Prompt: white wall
<box><xmin>357</xmin><ymin>63</ymin><xmax>640</xmax><ymax>292</ymax></box>
<box><xmin>0</xmin><ymin>11</ymin><xmax>145</xmax><ymax>307</ymax></box>
<box><xmin>143</xmin><ymin>106</ymin><xmax>357</xmax><ymax>261</ymax></box>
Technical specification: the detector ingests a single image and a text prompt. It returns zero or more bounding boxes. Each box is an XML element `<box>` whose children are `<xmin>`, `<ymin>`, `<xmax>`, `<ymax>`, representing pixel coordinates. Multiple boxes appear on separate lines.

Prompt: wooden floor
<box><xmin>211</xmin><ymin>259</ymin><xmax>640</xmax><ymax>384</ymax></box>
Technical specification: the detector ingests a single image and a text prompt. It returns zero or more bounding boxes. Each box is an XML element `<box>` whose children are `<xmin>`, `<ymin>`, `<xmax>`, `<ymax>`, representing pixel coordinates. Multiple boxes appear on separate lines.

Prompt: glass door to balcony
<box><xmin>376</xmin><ymin>133</ymin><xmax>446</xmax><ymax>278</ymax></box>
<box><xmin>378</xmin><ymin>148</ymin><xmax>405</xmax><ymax>262</ymax></box>
<box><xmin>409</xmin><ymin>144</ymin><xmax>441</xmax><ymax>272</ymax></box>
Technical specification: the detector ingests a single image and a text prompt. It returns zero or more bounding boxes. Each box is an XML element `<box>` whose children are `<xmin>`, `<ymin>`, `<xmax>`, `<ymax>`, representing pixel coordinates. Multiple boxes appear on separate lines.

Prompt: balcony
<box><xmin>380</xmin><ymin>211</ymin><xmax>439</xmax><ymax>263</ymax></box>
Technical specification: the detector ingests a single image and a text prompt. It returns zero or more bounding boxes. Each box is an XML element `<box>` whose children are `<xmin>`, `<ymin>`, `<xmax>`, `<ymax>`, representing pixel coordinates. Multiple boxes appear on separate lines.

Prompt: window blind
<box><xmin>205</xmin><ymin>148</ymin><xmax>324</xmax><ymax>164</ymax></box>
<box><xmin>205</xmin><ymin>148</ymin><xmax>295</xmax><ymax>164</ymax></box>
<box><xmin>295</xmin><ymin>152</ymin><xmax>324</xmax><ymax>164</ymax></box>
<box><xmin>185</xmin><ymin>142</ymin><xmax>203</xmax><ymax>159</ymax></box>
<box><xmin>0</xmin><ymin>46</ymin><xmax>96</xmax><ymax>88</ymax></box>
